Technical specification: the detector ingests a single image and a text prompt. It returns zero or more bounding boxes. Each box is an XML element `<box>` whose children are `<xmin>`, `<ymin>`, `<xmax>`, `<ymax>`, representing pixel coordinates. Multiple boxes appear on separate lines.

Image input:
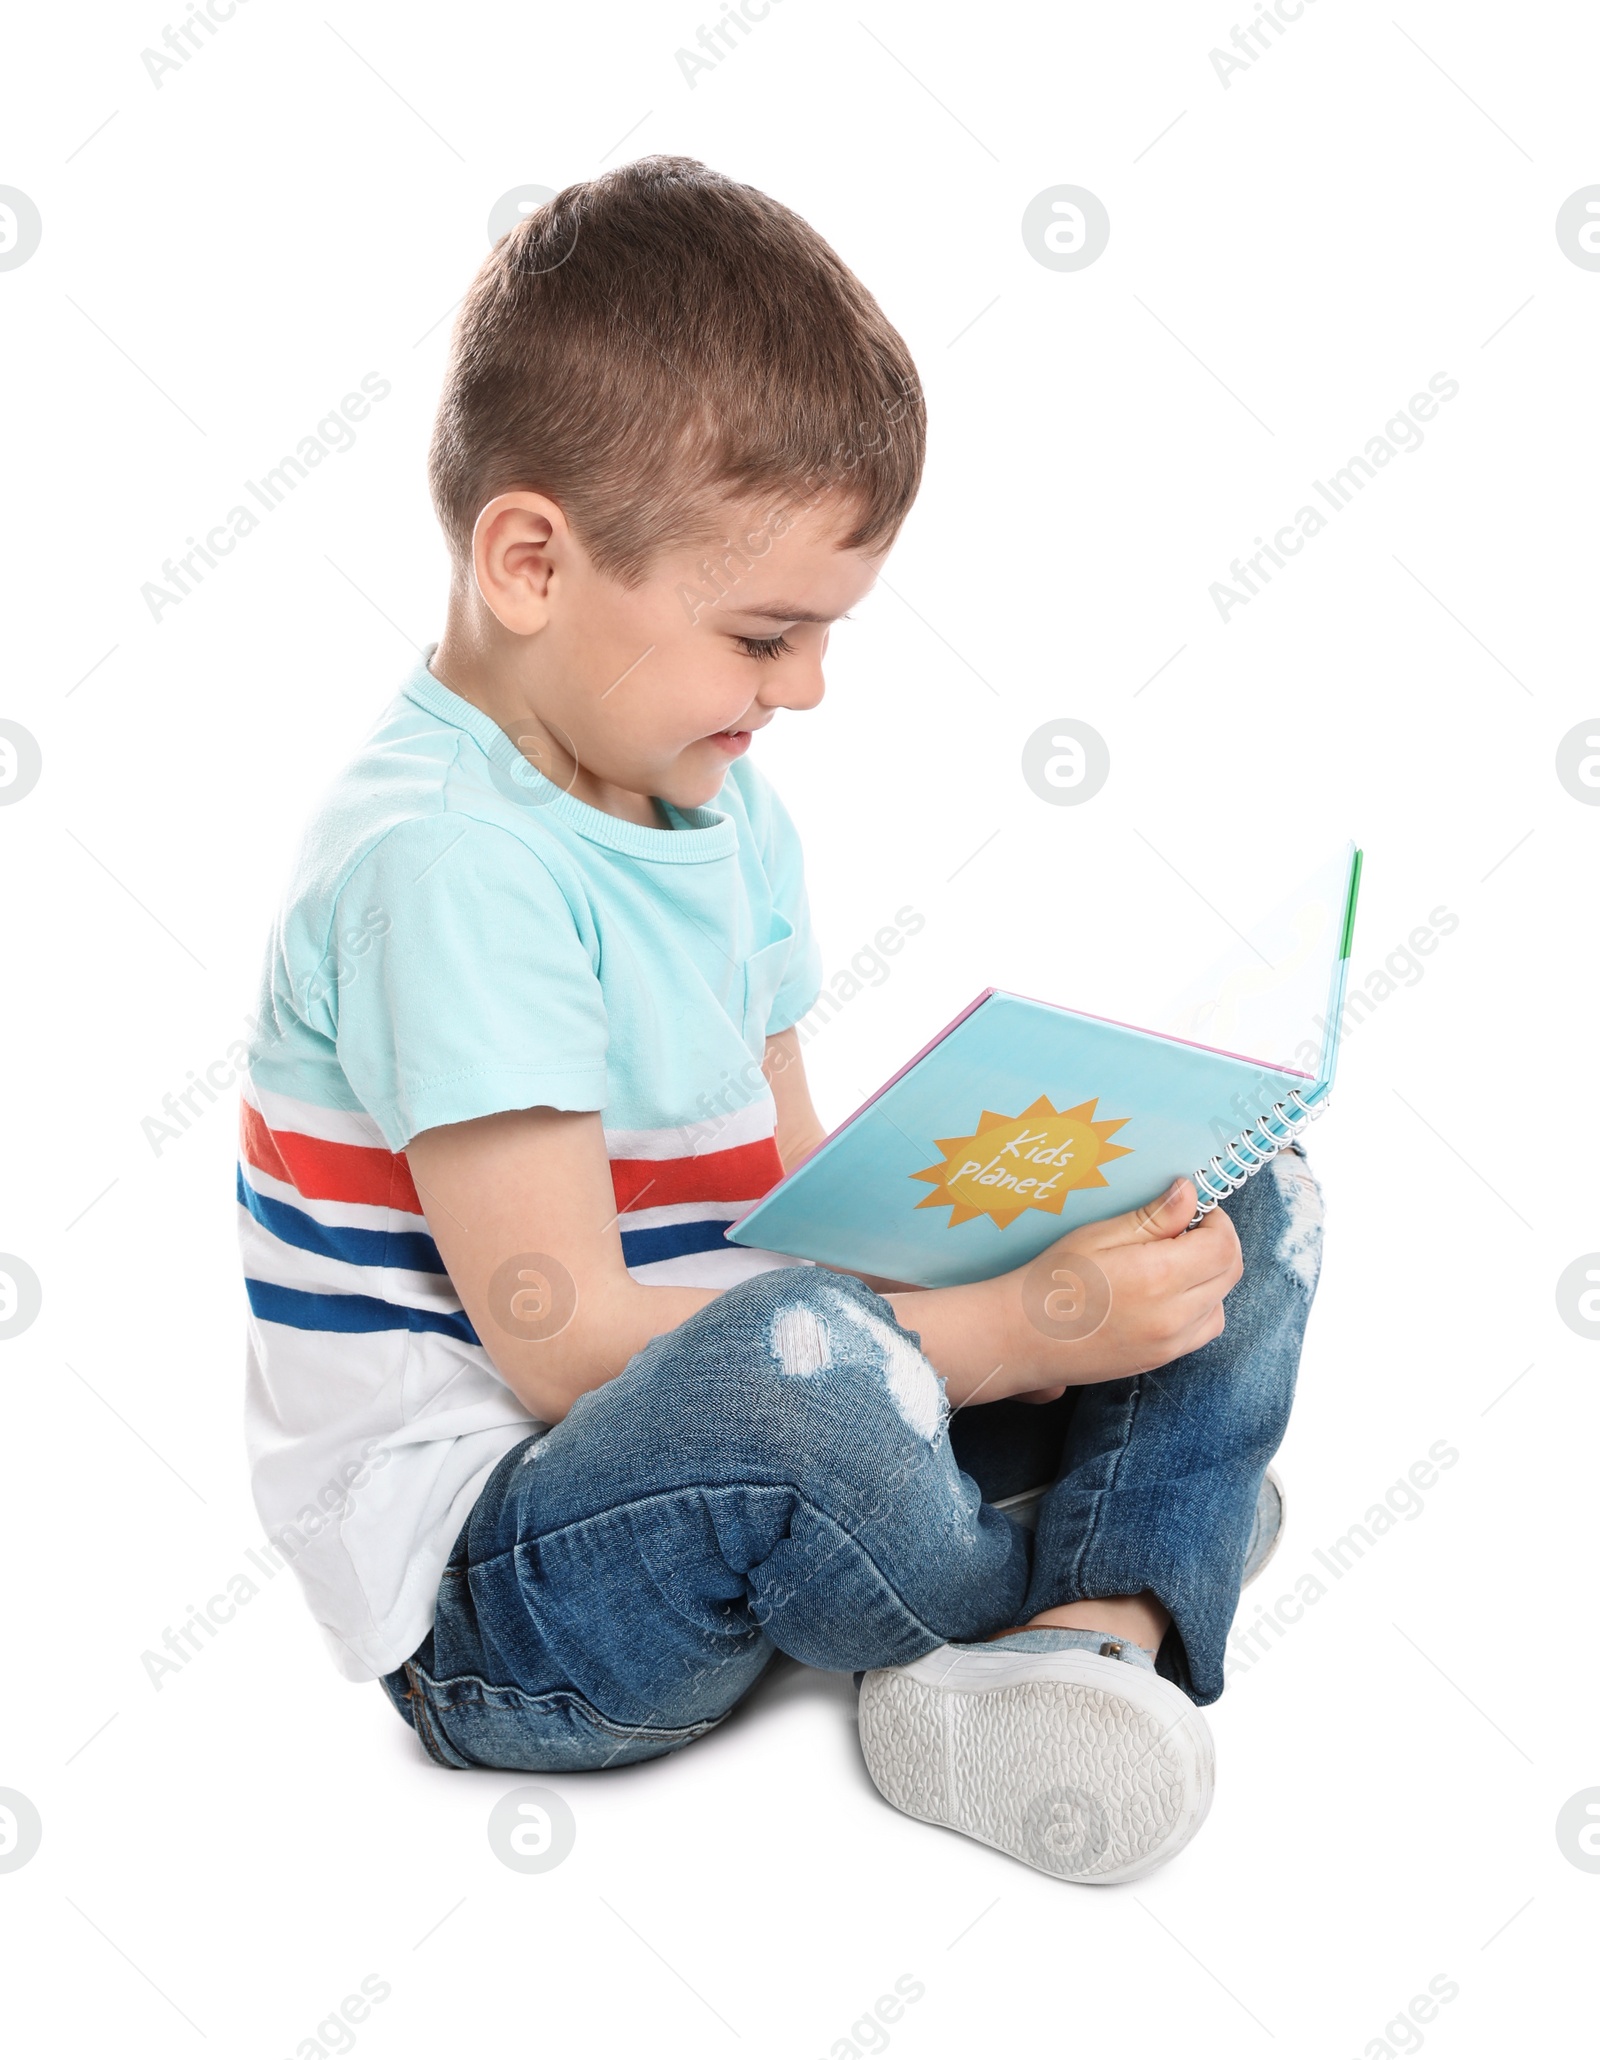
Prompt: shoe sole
<box><xmin>857</xmin><ymin>1647</ymin><xmax>1215</xmax><ymax>1884</ymax></box>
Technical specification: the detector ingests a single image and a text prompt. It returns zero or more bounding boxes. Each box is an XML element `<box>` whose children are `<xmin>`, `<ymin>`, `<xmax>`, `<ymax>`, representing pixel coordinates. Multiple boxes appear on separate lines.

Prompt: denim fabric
<box><xmin>382</xmin><ymin>1144</ymin><xmax>1323</xmax><ymax>1770</ymax></box>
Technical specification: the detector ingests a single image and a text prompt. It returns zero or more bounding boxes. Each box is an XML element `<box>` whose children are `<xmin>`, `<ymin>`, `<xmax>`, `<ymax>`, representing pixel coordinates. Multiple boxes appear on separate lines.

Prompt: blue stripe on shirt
<box><xmin>245</xmin><ymin>1277</ymin><xmax>480</xmax><ymax>1345</ymax></box>
<box><xmin>238</xmin><ymin>1166</ymin><xmax>447</xmax><ymax>1275</ymax></box>
<box><xmin>618</xmin><ymin>1216</ymin><xmax>743</xmax><ymax>1267</ymax></box>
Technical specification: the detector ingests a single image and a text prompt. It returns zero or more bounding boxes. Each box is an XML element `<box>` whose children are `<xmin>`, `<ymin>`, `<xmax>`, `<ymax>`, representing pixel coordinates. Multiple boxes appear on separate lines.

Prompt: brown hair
<box><xmin>428</xmin><ymin>156</ymin><xmax>926</xmax><ymax>585</ymax></box>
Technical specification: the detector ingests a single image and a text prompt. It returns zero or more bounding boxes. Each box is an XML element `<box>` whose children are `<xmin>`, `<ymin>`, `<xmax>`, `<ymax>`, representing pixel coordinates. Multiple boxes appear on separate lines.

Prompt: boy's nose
<box><xmin>763</xmin><ymin>650</ymin><xmax>826</xmax><ymax>715</ymax></box>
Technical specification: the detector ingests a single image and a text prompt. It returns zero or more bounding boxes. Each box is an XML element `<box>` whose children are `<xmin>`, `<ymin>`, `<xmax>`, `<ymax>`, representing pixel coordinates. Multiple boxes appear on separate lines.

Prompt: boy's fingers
<box><xmin>1108</xmin><ymin>1198</ymin><xmax>1241</xmax><ymax>1302</ymax></box>
<box><xmin>1067</xmin><ymin>1176</ymin><xmax>1198</xmax><ymax>1254</ymax></box>
<box><xmin>1163</xmin><ymin>1207</ymin><xmax>1243</xmax><ymax>1295</ymax></box>
<box><xmin>1178</xmin><ymin>1200</ymin><xmax>1241</xmax><ymax>1268</ymax></box>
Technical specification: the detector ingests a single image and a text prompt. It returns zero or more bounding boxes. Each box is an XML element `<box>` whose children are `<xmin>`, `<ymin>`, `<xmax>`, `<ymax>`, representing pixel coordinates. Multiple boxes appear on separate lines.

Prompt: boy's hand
<box><xmin>885</xmin><ymin>1175</ymin><xmax>1242</xmax><ymax>1409</ymax></box>
<box><xmin>994</xmin><ymin>1177</ymin><xmax>1243</xmax><ymax>1404</ymax></box>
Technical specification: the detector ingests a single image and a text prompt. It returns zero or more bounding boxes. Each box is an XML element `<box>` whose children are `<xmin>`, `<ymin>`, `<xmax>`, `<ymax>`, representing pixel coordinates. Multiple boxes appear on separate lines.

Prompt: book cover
<box><xmin>726</xmin><ymin>844</ymin><xmax>1361</xmax><ymax>1289</ymax></box>
<box><xmin>726</xmin><ymin>995</ymin><xmax>1317</xmax><ymax>1287</ymax></box>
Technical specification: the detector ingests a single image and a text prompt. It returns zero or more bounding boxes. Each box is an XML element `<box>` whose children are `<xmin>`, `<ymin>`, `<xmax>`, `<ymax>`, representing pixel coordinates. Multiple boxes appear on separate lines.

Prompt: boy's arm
<box><xmin>762</xmin><ymin>1026</ymin><xmax>920</xmax><ymax>1296</ymax></box>
<box><xmin>408</xmin><ymin>1100</ymin><xmax>1018</xmax><ymax>1424</ymax></box>
<box><xmin>409</xmin><ymin>1046</ymin><xmax>1243</xmax><ymax>1424</ymax></box>
<box><xmin>406</xmin><ymin>1105</ymin><xmax>721</xmax><ymax>1424</ymax></box>
<box><xmin>762</xmin><ymin>1025</ymin><xmax>827</xmax><ymax>1171</ymax></box>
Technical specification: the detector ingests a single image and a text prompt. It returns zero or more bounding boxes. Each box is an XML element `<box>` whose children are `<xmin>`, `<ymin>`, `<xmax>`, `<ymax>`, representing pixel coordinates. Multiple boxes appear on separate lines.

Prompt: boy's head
<box><xmin>428</xmin><ymin>156</ymin><xmax>926</xmax><ymax>812</ymax></box>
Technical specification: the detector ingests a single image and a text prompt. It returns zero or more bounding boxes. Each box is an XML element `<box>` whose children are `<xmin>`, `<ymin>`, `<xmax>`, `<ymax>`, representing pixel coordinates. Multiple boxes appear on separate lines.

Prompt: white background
<box><xmin>3</xmin><ymin>1</ymin><xmax>1597</xmax><ymax>2053</ymax></box>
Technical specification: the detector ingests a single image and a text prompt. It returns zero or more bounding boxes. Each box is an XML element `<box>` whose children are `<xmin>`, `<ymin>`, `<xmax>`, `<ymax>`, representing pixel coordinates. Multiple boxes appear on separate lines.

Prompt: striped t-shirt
<box><xmin>239</xmin><ymin>655</ymin><xmax>823</xmax><ymax>1681</ymax></box>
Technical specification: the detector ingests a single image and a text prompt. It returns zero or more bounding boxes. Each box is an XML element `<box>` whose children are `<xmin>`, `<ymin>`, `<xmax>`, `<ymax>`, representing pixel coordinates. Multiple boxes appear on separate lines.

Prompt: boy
<box><xmin>238</xmin><ymin>155</ymin><xmax>1324</xmax><ymax>1884</ymax></box>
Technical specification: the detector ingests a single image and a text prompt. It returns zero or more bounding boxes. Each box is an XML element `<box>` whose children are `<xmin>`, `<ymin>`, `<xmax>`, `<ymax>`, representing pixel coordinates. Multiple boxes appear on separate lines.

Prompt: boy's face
<box><xmin>467</xmin><ymin>490</ymin><xmax>889</xmax><ymax>818</ymax></box>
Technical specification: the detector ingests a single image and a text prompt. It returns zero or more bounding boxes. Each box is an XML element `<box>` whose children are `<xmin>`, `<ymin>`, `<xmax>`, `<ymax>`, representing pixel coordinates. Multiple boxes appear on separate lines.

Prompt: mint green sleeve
<box><xmin>331</xmin><ymin>816</ymin><xmax>609</xmax><ymax>1151</ymax></box>
<box><xmin>749</xmin><ymin>771</ymin><xmax>825</xmax><ymax>1036</ymax></box>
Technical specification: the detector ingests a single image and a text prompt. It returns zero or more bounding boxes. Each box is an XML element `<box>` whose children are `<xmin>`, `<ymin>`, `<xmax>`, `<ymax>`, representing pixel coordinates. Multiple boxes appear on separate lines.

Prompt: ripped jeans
<box><xmin>381</xmin><ymin>1145</ymin><xmax>1324</xmax><ymax>1771</ymax></box>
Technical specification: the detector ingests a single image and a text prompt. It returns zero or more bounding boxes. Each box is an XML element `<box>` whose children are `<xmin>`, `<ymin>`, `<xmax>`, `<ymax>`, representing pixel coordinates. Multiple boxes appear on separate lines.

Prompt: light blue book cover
<box><xmin>727</xmin><ymin>846</ymin><xmax>1361</xmax><ymax>1289</ymax></box>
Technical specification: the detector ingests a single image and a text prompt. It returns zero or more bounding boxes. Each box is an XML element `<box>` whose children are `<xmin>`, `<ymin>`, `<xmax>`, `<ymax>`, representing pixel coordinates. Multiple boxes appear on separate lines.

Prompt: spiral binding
<box><xmin>1187</xmin><ymin>1089</ymin><xmax>1326</xmax><ymax>1225</ymax></box>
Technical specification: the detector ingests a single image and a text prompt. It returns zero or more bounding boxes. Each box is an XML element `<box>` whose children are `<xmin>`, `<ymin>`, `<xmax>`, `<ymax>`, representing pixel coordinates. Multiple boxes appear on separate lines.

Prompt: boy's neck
<box><xmin>429</xmin><ymin>625</ymin><xmax>673</xmax><ymax>833</ymax></box>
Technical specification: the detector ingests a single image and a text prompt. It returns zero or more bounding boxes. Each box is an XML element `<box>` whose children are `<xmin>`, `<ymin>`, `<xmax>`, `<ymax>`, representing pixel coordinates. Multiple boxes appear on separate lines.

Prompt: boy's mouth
<box><xmin>704</xmin><ymin>718</ymin><xmax>764</xmax><ymax>756</ymax></box>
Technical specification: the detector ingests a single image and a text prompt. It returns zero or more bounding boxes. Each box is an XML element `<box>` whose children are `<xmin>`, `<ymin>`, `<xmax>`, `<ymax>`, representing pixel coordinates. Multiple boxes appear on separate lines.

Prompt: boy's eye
<box><xmin>734</xmin><ymin>632</ymin><xmax>794</xmax><ymax>662</ymax></box>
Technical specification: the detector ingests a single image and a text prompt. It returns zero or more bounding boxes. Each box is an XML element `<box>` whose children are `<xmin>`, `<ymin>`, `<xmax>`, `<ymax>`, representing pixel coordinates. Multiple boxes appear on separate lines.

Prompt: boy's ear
<box><xmin>470</xmin><ymin>491</ymin><xmax>569</xmax><ymax>634</ymax></box>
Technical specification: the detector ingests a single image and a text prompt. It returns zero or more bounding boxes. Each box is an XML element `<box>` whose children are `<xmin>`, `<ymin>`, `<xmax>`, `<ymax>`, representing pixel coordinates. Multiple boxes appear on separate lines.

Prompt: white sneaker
<box><xmin>1241</xmin><ymin>1466</ymin><xmax>1286</xmax><ymax>1585</ymax></box>
<box><xmin>857</xmin><ymin>1629</ymin><xmax>1214</xmax><ymax>1884</ymax></box>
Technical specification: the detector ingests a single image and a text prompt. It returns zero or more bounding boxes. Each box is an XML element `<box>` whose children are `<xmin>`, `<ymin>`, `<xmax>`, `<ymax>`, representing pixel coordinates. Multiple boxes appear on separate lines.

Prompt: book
<box><xmin>725</xmin><ymin>844</ymin><xmax>1363</xmax><ymax>1289</ymax></box>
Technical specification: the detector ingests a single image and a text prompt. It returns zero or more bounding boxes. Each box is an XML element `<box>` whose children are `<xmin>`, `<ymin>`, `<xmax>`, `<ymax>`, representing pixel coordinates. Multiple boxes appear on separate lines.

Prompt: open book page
<box><xmin>1150</xmin><ymin>844</ymin><xmax>1357</xmax><ymax>1081</ymax></box>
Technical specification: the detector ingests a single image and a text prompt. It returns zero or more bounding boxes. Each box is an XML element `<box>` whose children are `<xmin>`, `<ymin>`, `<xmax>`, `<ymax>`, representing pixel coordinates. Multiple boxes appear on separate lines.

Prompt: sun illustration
<box><xmin>910</xmin><ymin>1093</ymin><xmax>1134</xmax><ymax>1230</ymax></box>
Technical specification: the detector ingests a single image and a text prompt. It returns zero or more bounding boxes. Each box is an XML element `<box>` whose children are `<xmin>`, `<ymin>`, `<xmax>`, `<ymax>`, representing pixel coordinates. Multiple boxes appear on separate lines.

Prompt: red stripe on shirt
<box><xmin>239</xmin><ymin>1102</ymin><xmax>423</xmax><ymax>1214</ymax></box>
<box><xmin>240</xmin><ymin>1105</ymin><xmax>782</xmax><ymax>1223</ymax></box>
<box><xmin>609</xmin><ymin>1137</ymin><xmax>785</xmax><ymax>1213</ymax></box>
